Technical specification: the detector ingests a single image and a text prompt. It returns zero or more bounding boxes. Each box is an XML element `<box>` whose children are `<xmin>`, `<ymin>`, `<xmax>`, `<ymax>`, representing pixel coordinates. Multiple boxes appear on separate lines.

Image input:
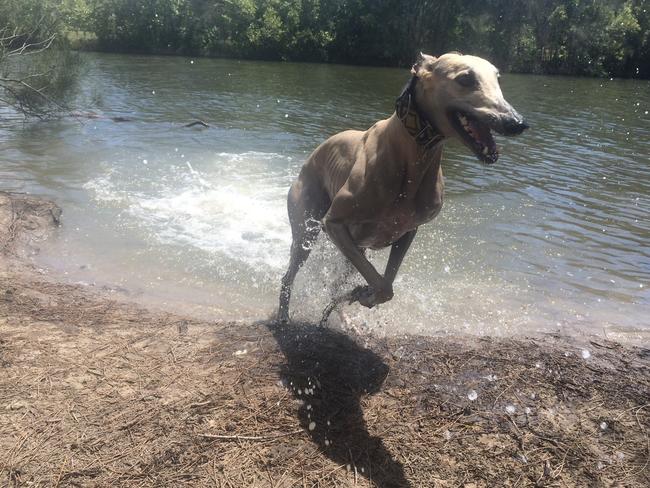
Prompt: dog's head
<box><xmin>411</xmin><ymin>52</ymin><xmax>528</xmax><ymax>164</ymax></box>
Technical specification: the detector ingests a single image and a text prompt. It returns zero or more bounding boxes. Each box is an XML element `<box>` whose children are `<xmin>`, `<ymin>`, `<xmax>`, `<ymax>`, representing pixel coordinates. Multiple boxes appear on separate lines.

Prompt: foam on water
<box><xmin>85</xmin><ymin>151</ymin><xmax>293</xmax><ymax>271</ymax></box>
<box><xmin>133</xmin><ymin>184</ymin><xmax>290</xmax><ymax>269</ymax></box>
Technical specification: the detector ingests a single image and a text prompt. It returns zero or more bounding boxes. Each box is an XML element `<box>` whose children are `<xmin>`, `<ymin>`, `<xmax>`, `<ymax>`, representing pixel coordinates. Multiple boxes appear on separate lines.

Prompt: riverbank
<box><xmin>1</xmin><ymin>191</ymin><xmax>649</xmax><ymax>487</ymax></box>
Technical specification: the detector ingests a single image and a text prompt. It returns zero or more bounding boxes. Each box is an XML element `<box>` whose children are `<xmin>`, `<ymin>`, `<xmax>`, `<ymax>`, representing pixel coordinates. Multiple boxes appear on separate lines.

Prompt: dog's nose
<box><xmin>501</xmin><ymin>115</ymin><xmax>529</xmax><ymax>136</ymax></box>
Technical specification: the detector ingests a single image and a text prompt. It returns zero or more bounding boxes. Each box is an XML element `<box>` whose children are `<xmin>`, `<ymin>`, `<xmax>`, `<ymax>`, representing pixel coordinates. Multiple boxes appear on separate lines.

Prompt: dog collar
<box><xmin>395</xmin><ymin>76</ymin><xmax>444</xmax><ymax>148</ymax></box>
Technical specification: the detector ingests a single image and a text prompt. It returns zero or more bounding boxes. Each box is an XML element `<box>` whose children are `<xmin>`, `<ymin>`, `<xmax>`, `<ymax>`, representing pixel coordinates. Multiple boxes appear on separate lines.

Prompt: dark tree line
<box><xmin>2</xmin><ymin>0</ymin><xmax>650</xmax><ymax>78</ymax></box>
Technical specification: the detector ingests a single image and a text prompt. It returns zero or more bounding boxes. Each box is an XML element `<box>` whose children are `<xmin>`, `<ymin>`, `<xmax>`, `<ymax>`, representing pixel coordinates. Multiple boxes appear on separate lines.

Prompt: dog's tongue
<box><xmin>469</xmin><ymin>119</ymin><xmax>497</xmax><ymax>152</ymax></box>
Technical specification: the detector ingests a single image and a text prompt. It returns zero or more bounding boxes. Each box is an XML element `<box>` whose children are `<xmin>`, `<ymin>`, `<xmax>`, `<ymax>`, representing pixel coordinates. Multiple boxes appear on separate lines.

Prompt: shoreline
<box><xmin>1</xmin><ymin>191</ymin><xmax>649</xmax><ymax>486</ymax></box>
<box><xmin>68</xmin><ymin>48</ymin><xmax>650</xmax><ymax>81</ymax></box>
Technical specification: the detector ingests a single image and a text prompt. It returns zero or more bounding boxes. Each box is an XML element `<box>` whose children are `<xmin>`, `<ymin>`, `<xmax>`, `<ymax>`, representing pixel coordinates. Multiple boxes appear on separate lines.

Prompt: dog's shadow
<box><xmin>264</xmin><ymin>320</ymin><xmax>410</xmax><ymax>488</ymax></box>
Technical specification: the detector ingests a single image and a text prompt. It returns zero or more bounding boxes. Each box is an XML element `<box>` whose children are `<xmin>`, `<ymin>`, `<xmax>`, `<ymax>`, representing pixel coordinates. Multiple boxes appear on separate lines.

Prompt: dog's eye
<box><xmin>455</xmin><ymin>72</ymin><xmax>478</xmax><ymax>88</ymax></box>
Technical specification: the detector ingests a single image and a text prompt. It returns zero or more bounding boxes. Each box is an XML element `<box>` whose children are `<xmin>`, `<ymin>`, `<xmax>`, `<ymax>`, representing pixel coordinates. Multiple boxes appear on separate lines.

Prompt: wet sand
<box><xmin>1</xmin><ymin>191</ymin><xmax>648</xmax><ymax>487</ymax></box>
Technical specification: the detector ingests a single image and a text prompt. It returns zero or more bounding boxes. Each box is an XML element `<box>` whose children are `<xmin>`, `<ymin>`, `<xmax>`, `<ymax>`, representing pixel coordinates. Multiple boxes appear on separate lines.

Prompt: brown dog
<box><xmin>277</xmin><ymin>52</ymin><xmax>528</xmax><ymax>322</ymax></box>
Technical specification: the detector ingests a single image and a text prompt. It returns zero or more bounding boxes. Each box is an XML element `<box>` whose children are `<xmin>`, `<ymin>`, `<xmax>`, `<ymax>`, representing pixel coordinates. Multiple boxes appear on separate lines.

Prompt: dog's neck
<box><xmin>391</xmin><ymin>76</ymin><xmax>445</xmax><ymax>202</ymax></box>
<box><xmin>395</xmin><ymin>75</ymin><xmax>444</xmax><ymax>149</ymax></box>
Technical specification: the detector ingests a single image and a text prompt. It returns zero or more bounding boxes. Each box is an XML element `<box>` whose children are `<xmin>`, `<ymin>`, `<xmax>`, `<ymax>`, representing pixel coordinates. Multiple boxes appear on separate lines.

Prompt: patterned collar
<box><xmin>395</xmin><ymin>76</ymin><xmax>445</xmax><ymax>148</ymax></box>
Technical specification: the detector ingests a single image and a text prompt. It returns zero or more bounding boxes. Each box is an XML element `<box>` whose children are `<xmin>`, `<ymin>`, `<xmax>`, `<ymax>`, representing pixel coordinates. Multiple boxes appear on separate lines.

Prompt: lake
<box><xmin>1</xmin><ymin>52</ymin><xmax>649</xmax><ymax>343</ymax></box>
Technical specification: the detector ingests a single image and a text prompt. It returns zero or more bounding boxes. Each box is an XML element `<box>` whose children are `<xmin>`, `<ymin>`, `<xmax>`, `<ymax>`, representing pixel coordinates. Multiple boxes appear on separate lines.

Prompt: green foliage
<box><xmin>2</xmin><ymin>0</ymin><xmax>649</xmax><ymax>77</ymax></box>
<box><xmin>84</xmin><ymin>0</ymin><xmax>187</xmax><ymax>52</ymax></box>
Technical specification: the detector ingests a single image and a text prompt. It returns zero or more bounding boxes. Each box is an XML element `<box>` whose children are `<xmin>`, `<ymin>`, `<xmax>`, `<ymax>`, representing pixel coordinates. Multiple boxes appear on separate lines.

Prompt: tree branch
<box><xmin>7</xmin><ymin>34</ymin><xmax>56</xmax><ymax>57</ymax></box>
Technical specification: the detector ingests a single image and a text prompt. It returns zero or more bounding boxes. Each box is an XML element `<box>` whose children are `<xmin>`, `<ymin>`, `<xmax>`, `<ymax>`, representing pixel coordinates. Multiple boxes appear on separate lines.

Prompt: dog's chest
<box><xmin>348</xmin><ymin>154</ymin><xmax>444</xmax><ymax>249</ymax></box>
<box><xmin>349</xmin><ymin>199</ymin><xmax>436</xmax><ymax>249</ymax></box>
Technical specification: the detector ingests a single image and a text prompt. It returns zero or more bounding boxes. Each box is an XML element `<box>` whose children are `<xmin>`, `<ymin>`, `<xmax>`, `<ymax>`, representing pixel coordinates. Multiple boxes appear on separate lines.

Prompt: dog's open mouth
<box><xmin>449</xmin><ymin>111</ymin><xmax>499</xmax><ymax>164</ymax></box>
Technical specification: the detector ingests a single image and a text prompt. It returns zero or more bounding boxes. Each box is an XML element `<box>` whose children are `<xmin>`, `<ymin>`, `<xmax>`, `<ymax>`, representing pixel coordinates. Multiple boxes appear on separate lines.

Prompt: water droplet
<box><xmin>308</xmin><ymin>421</ymin><xmax>316</xmax><ymax>431</ymax></box>
<box><xmin>581</xmin><ymin>349</ymin><xmax>591</xmax><ymax>359</ymax></box>
<box><xmin>505</xmin><ymin>405</ymin><xmax>516</xmax><ymax>414</ymax></box>
<box><xmin>600</xmin><ymin>421</ymin><xmax>608</xmax><ymax>430</ymax></box>
<box><xmin>467</xmin><ymin>390</ymin><xmax>478</xmax><ymax>401</ymax></box>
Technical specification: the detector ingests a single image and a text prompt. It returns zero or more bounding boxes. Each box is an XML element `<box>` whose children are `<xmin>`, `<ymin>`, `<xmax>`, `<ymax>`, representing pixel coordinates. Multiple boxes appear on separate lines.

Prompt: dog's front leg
<box><xmin>384</xmin><ymin>229</ymin><xmax>418</xmax><ymax>284</ymax></box>
<box><xmin>323</xmin><ymin>218</ymin><xmax>393</xmax><ymax>308</ymax></box>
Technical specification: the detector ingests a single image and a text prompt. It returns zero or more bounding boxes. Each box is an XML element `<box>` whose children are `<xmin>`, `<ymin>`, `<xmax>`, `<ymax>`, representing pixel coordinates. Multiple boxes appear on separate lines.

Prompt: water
<box><xmin>1</xmin><ymin>53</ymin><xmax>649</xmax><ymax>342</ymax></box>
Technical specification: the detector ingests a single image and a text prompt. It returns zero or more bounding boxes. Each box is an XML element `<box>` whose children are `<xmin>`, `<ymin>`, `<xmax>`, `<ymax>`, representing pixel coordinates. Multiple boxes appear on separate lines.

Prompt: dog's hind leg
<box><xmin>278</xmin><ymin>177</ymin><xmax>329</xmax><ymax>323</ymax></box>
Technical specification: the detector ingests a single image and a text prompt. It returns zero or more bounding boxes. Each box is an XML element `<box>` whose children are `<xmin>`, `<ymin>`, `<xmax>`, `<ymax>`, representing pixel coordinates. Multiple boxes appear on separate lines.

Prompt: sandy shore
<box><xmin>1</xmin><ymin>191</ymin><xmax>648</xmax><ymax>487</ymax></box>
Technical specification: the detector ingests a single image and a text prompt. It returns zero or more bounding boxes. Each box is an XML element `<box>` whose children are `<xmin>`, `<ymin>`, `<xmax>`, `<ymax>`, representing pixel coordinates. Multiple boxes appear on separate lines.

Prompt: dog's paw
<box><xmin>357</xmin><ymin>286</ymin><xmax>376</xmax><ymax>308</ymax></box>
<box><xmin>351</xmin><ymin>285</ymin><xmax>393</xmax><ymax>308</ymax></box>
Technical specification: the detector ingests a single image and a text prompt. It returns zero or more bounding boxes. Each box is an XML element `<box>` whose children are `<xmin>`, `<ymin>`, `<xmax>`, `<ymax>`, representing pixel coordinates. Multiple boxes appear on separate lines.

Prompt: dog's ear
<box><xmin>411</xmin><ymin>52</ymin><xmax>425</xmax><ymax>75</ymax></box>
<box><xmin>412</xmin><ymin>52</ymin><xmax>438</xmax><ymax>76</ymax></box>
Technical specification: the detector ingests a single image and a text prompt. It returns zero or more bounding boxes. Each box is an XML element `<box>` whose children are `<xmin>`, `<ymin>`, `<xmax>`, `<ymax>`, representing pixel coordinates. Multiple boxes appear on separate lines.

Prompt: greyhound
<box><xmin>277</xmin><ymin>52</ymin><xmax>528</xmax><ymax>323</ymax></box>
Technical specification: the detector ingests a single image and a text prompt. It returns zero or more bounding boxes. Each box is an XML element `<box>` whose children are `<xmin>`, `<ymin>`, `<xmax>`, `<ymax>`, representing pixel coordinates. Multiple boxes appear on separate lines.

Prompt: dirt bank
<box><xmin>1</xmin><ymin>191</ymin><xmax>648</xmax><ymax>487</ymax></box>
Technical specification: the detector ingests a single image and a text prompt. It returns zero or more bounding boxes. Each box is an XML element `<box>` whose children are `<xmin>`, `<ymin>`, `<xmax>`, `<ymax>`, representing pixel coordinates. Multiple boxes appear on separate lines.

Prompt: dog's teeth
<box><xmin>482</xmin><ymin>147</ymin><xmax>489</xmax><ymax>155</ymax></box>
